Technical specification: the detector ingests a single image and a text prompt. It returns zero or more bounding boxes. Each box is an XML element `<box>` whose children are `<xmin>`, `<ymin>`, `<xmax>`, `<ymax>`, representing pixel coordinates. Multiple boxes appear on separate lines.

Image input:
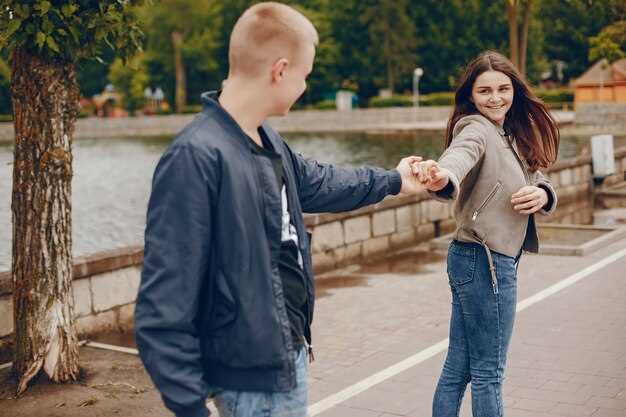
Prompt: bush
<box><xmin>313</xmin><ymin>99</ymin><xmax>336</xmax><ymax>110</ymax></box>
<box><xmin>180</xmin><ymin>105</ymin><xmax>202</xmax><ymax>114</ymax></box>
<box><xmin>534</xmin><ymin>88</ymin><xmax>574</xmax><ymax>104</ymax></box>
<box><xmin>420</xmin><ymin>92</ymin><xmax>455</xmax><ymax>106</ymax></box>
<box><xmin>368</xmin><ymin>95</ymin><xmax>413</xmax><ymax>108</ymax></box>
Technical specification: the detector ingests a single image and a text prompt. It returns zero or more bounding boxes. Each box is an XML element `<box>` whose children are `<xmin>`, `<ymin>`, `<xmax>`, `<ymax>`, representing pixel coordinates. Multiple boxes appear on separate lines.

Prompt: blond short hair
<box><xmin>228</xmin><ymin>2</ymin><xmax>319</xmax><ymax>77</ymax></box>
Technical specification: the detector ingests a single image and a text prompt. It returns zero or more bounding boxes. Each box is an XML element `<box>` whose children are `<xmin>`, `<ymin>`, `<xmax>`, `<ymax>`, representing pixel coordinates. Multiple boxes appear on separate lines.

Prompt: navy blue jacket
<box><xmin>135</xmin><ymin>92</ymin><xmax>402</xmax><ymax>417</ymax></box>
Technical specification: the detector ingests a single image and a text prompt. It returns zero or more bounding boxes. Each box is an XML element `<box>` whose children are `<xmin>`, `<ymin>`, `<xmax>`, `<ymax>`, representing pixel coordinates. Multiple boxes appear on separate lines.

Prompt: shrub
<box><xmin>368</xmin><ymin>95</ymin><xmax>413</xmax><ymax>108</ymax></box>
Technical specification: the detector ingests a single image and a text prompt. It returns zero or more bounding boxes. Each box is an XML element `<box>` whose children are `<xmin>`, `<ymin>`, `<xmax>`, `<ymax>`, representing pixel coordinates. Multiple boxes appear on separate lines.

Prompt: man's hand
<box><xmin>411</xmin><ymin>160</ymin><xmax>450</xmax><ymax>192</ymax></box>
<box><xmin>396</xmin><ymin>156</ymin><xmax>424</xmax><ymax>194</ymax></box>
<box><xmin>511</xmin><ymin>185</ymin><xmax>548</xmax><ymax>214</ymax></box>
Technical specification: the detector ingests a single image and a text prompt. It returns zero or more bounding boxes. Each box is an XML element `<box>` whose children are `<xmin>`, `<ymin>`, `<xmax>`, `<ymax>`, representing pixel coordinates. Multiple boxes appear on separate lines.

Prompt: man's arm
<box><xmin>288</xmin><ymin>148</ymin><xmax>421</xmax><ymax>213</ymax></box>
<box><xmin>135</xmin><ymin>142</ymin><xmax>216</xmax><ymax>417</ymax></box>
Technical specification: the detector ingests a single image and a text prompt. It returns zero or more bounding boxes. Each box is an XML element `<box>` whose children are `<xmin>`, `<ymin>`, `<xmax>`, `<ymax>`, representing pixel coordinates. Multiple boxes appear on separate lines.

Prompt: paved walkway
<box><xmin>305</xmin><ymin>236</ymin><xmax>626</xmax><ymax>417</ymax></box>
<box><xmin>5</xmin><ymin>229</ymin><xmax>623</xmax><ymax>417</ymax></box>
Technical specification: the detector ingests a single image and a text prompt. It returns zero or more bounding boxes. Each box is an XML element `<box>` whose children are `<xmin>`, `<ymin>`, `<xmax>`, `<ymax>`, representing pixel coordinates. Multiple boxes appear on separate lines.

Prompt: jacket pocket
<box><xmin>471</xmin><ymin>181</ymin><xmax>502</xmax><ymax>222</ymax></box>
<box><xmin>207</xmin><ymin>271</ymin><xmax>237</xmax><ymax>334</ymax></box>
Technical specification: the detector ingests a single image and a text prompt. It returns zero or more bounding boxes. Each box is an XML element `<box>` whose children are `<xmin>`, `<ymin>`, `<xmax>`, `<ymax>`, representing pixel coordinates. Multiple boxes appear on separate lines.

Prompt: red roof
<box><xmin>574</xmin><ymin>58</ymin><xmax>626</xmax><ymax>87</ymax></box>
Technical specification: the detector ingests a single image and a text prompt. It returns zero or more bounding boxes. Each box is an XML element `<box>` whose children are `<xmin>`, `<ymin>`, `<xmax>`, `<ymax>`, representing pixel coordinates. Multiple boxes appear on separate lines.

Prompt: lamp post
<box><xmin>413</xmin><ymin>67</ymin><xmax>424</xmax><ymax>108</ymax></box>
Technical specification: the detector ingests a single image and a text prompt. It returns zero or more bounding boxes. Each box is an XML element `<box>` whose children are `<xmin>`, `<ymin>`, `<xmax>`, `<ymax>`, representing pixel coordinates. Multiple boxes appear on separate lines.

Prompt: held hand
<box><xmin>511</xmin><ymin>186</ymin><xmax>548</xmax><ymax>214</ymax></box>
<box><xmin>396</xmin><ymin>156</ymin><xmax>424</xmax><ymax>194</ymax></box>
<box><xmin>411</xmin><ymin>160</ymin><xmax>450</xmax><ymax>192</ymax></box>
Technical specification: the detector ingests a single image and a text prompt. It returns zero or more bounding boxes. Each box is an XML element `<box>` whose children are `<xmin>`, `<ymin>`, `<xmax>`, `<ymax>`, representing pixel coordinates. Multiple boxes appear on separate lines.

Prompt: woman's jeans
<box><xmin>433</xmin><ymin>241</ymin><xmax>520</xmax><ymax>417</ymax></box>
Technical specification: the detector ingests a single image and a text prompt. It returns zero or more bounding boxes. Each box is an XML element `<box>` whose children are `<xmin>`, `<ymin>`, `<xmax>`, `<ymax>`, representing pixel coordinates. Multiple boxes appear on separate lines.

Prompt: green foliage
<box><xmin>312</xmin><ymin>99</ymin><xmax>336</xmax><ymax>110</ymax></box>
<box><xmin>589</xmin><ymin>20</ymin><xmax>626</xmax><ymax>63</ymax></box>
<box><xmin>0</xmin><ymin>1</ymin><xmax>145</xmax><ymax>62</ymax></box>
<box><xmin>539</xmin><ymin>0</ymin><xmax>625</xmax><ymax>82</ymax></box>
<box><xmin>420</xmin><ymin>92</ymin><xmax>455</xmax><ymax>106</ymax></box>
<box><xmin>290</xmin><ymin>0</ymin><xmax>342</xmax><ymax>104</ymax></box>
<box><xmin>139</xmin><ymin>0</ymin><xmax>223</xmax><ymax>106</ymax></box>
<box><xmin>361</xmin><ymin>0</ymin><xmax>417</xmax><ymax>93</ymax></box>
<box><xmin>180</xmin><ymin>105</ymin><xmax>203</xmax><ymax>114</ymax></box>
<box><xmin>0</xmin><ymin>57</ymin><xmax>10</xmax><ymax>114</ymax></box>
<box><xmin>368</xmin><ymin>95</ymin><xmax>414</xmax><ymax>108</ymax></box>
<box><xmin>534</xmin><ymin>88</ymin><xmax>574</xmax><ymax>103</ymax></box>
<box><xmin>108</xmin><ymin>54</ymin><xmax>149</xmax><ymax>114</ymax></box>
<box><xmin>369</xmin><ymin>92</ymin><xmax>455</xmax><ymax>108</ymax></box>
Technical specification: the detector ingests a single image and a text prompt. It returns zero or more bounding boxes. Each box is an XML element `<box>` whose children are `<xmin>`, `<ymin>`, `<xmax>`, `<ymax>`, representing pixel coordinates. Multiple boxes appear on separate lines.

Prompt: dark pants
<box><xmin>433</xmin><ymin>241</ymin><xmax>520</xmax><ymax>417</ymax></box>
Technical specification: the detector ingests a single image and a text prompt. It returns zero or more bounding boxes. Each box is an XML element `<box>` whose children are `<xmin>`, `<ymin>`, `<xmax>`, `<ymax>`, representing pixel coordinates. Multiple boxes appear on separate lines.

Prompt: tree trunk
<box><xmin>507</xmin><ymin>0</ymin><xmax>520</xmax><ymax>69</ymax></box>
<box><xmin>384</xmin><ymin>27</ymin><xmax>394</xmax><ymax>93</ymax></box>
<box><xmin>172</xmin><ymin>31</ymin><xmax>186</xmax><ymax>112</ymax></box>
<box><xmin>519</xmin><ymin>0</ymin><xmax>533</xmax><ymax>79</ymax></box>
<box><xmin>10</xmin><ymin>47</ymin><xmax>79</xmax><ymax>395</ymax></box>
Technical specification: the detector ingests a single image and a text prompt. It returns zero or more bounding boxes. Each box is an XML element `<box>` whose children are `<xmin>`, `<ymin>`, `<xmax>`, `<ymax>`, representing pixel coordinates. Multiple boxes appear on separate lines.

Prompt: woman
<box><xmin>415</xmin><ymin>51</ymin><xmax>560</xmax><ymax>417</ymax></box>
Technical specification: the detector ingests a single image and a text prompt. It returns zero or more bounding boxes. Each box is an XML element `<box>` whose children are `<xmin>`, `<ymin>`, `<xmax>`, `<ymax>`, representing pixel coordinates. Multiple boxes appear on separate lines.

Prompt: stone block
<box><xmin>429</xmin><ymin>200</ymin><xmax>451</xmax><ymax>221</ymax></box>
<box><xmin>396</xmin><ymin>205</ymin><xmax>415</xmax><ymax>231</ymax></box>
<box><xmin>440</xmin><ymin>219</ymin><xmax>457</xmax><ymax>235</ymax></box>
<box><xmin>0</xmin><ymin>296</ymin><xmax>13</xmax><ymax>337</ymax></box>
<box><xmin>560</xmin><ymin>169</ymin><xmax>573</xmax><ymax>187</ymax></box>
<box><xmin>116</xmin><ymin>304</ymin><xmax>135</xmax><ymax>331</ymax></box>
<box><xmin>311</xmin><ymin>222</ymin><xmax>344</xmax><ymax>252</ymax></box>
<box><xmin>75</xmin><ymin>310</ymin><xmax>117</xmax><ymax>338</ymax></box>
<box><xmin>416</xmin><ymin>223</ymin><xmax>436</xmax><ymax>242</ymax></box>
<box><xmin>390</xmin><ymin>230</ymin><xmax>416</xmax><ymax>249</ymax></box>
<box><xmin>344</xmin><ymin>242</ymin><xmax>363</xmax><ymax>260</ymax></box>
<box><xmin>72</xmin><ymin>278</ymin><xmax>92</xmax><ymax>318</ymax></box>
<box><xmin>91</xmin><ymin>266</ymin><xmax>141</xmax><ymax>313</ymax></box>
<box><xmin>363</xmin><ymin>236</ymin><xmax>390</xmax><ymax>257</ymax></box>
<box><xmin>372</xmin><ymin>210</ymin><xmax>396</xmax><ymax>236</ymax></box>
<box><xmin>344</xmin><ymin>215</ymin><xmax>371</xmax><ymax>244</ymax></box>
<box><xmin>312</xmin><ymin>251</ymin><xmax>336</xmax><ymax>272</ymax></box>
<box><xmin>413</xmin><ymin>203</ymin><xmax>423</xmax><ymax>224</ymax></box>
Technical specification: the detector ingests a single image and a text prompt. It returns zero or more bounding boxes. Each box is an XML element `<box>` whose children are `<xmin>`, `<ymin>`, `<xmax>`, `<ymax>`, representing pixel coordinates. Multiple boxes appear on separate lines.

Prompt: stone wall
<box><xmin>575</xmin><ymin>102</ymin><xmax>626</xmax><ymax>127</ymax></box>
<box><xmin>0</xmin><ymin>107</ymin><xmax>453</xmax><ymax>142</ymax></box>
<box><xmin>0</xmin><ymin>148</ymin><xmax>624</xmax><ymax>349</ymax></box>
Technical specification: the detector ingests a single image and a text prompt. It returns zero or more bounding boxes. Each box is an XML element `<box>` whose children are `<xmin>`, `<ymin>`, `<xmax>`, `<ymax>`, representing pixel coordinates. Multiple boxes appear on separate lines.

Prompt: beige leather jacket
<box><xmin>432</xmin><ymin>114</ymin><xmax>557</xmax><ymax>259</ymax></box>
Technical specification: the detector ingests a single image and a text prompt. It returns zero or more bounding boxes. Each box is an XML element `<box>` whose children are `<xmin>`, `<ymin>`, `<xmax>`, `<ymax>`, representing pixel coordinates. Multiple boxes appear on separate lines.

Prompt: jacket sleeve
<box><xmin>531</xmin><ymin>169</ymin><xmax>558</xmax><ymax>215</ymax></box>
<box><xmin>289</xmin><ymin>149</ymin><xmax>402</xmax><ymax>213</ymax></box>
<box><xmin>429</xmin><ymin>125</ymin><xmax>487</xmax><ymax>202</ymax></box>
<box><xmin>135</xmin><ymin>142</ymin><xmax>216</xmax><ymax>417</ymax></box>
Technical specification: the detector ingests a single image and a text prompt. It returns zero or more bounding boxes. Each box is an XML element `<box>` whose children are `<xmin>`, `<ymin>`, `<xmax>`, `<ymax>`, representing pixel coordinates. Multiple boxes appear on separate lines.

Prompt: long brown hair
<box><xmin>445</xmin><ymin>51</ymin><xmax>559</xmax><ymax>171</ymax></box>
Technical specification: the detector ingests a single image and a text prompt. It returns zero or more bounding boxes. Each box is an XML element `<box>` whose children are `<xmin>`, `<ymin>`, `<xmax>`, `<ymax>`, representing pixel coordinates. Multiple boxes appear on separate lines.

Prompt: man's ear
<box><xmin>271</xmin><ymin>58</ymin><xmax>289</xmax><ymax>83</ymax></box>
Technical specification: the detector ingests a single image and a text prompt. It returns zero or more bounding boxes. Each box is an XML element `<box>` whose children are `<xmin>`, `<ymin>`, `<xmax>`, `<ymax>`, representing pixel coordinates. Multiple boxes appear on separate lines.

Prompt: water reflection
<box><xmin>316</xmin><ymin>248</ymin><xmax>445</xmax><ymax>299</ymax></box>
<box><xmin>0</xmin><ymin>131</ymin><xmax>624</xmax><ymax>270</ymax></box>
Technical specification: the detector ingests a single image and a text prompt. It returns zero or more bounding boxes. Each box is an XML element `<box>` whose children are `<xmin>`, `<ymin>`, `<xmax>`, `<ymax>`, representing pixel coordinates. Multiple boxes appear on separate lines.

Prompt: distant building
<box><xmin>573</xmin><ymin>58</ymin><xmax>626</xmax><ymax>103</ymax></box>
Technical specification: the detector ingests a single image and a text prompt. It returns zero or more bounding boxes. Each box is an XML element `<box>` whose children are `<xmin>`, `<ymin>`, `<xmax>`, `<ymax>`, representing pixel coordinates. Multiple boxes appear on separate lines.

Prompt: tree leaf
<box><xmin>6</xmin><ymin>19</ymin><xmax>22</xmax><ymax>37</ymax></box>
<box><xmin>36</xmin><ymin>32</ymin><xmax>47</xmax><ymax>49</ymax></box>
<box><xmin>46</xmin><ymin>36</ymin><xmax>60</xmax><ymax>53</ymax></box>
<box><xmin>37</xmin><ymin>1</ymin><xmax>52</xmax><ymax>15</ymax></box>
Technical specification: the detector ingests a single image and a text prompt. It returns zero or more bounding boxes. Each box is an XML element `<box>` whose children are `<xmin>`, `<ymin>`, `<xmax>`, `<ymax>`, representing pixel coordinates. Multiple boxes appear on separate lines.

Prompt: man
<box><xmin>135</xmin><ymin>3</ymin><xmax>425</xmax><ymax>417</ymax></box>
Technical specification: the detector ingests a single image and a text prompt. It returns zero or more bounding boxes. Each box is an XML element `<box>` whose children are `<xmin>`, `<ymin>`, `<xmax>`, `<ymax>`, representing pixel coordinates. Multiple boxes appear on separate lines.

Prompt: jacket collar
<box><xmin>200</xmin><ymin>91</ymin><xmax>283</xmax><ymax>154</ymax></box>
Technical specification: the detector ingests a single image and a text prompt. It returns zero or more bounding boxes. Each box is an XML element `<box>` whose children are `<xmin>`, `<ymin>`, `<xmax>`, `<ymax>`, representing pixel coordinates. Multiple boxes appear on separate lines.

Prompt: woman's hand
<box><xmin>511</xmin><ymin>186</ymin><xmax>548</xmax><ymax>214</ymax></box>
<box><xmin>411</xmin><ymin>160</ymin><xmax>450</xmax><ymax>192</ymax></box>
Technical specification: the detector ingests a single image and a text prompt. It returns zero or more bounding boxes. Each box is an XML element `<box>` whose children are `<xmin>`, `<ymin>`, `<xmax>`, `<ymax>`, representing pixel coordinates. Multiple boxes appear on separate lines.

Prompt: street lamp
<box><xmin>413</xmin><ymin>67</ymin><xmax>424</xmax><ymax>108</ymax></box>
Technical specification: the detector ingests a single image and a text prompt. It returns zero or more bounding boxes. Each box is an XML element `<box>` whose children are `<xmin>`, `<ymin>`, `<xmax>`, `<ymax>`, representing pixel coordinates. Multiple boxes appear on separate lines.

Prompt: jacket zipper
<box><xmin>505</xmin><ymin>134</ymin><xmax>530</xmax><ymax>183</ymax></box>
<box><xmin>472</xmin><ymin>181</ymin><xmax>502</xmax><ymax>221</ymax></box>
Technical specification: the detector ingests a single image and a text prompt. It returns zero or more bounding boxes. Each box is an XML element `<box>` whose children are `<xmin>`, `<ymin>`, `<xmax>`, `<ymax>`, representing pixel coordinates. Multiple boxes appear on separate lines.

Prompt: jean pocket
<box><xmin>447</xmin><ymin>243</ymin><xmax>476</xmax><ymax>286</ymax></box>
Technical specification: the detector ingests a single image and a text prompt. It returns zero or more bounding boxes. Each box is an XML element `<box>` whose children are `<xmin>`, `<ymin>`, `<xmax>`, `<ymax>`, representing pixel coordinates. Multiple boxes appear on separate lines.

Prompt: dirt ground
<box><xmin>0</xmin><ymin>346</ymin><xmax>173</xmax><ymax>417</ymax></box>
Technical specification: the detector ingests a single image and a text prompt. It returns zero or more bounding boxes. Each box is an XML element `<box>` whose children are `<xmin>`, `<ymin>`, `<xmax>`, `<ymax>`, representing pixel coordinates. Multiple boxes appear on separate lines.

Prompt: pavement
<box><xmin>307</xmin><ymin>236</ymin><xmax>626</xmax><ymax>417</ymax></box>
<box><xmin>2</xmin><ymin>223</ymin><xmax>625</xmax><ymax>417</ymax></box>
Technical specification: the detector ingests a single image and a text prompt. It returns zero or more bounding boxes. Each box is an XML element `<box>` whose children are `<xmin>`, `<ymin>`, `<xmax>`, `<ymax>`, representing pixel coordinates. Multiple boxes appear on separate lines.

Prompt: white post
<box><xmin>591</xmin><ymin>134</ymin><xmax>615</xmax><ymax>180</ymax></box>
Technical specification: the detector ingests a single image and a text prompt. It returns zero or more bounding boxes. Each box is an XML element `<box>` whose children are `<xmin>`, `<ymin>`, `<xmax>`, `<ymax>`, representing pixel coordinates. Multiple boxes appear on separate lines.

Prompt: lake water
<box><xmin>1</xmin><ymin>130</ymin><xmax>624</xmax><ymax>271</ymax></box>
